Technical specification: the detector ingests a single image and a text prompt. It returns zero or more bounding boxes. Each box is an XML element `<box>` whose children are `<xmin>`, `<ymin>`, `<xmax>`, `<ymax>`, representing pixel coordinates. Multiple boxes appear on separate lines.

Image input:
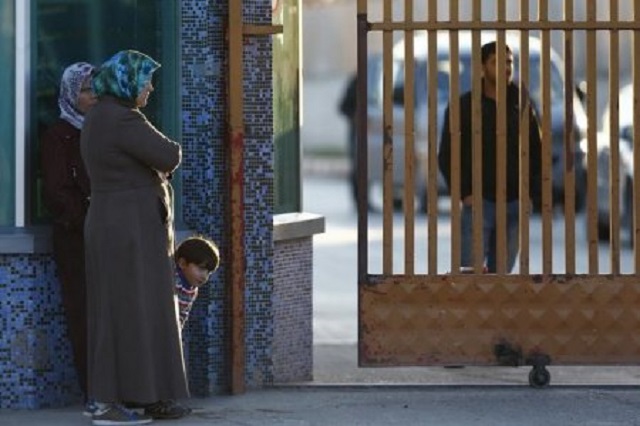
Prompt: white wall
<box><xmin>303</xmin><ymin>0</ymin><xmax>634</xmax><ymax>78</ymax></box>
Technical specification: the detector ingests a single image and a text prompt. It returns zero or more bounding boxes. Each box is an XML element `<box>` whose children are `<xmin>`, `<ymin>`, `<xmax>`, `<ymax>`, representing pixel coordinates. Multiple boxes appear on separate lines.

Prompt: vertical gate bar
<box><xmin>634</xmin><ymin>1</ymin><xmax>640</xmax><ymax>274</ymax></box>
<box><xmin>495</xmin><ymin>0</ymin><xmax>507</xmax><ymax>274</ymax></box>
<box><xmin>426</xmin><ymin>0</ymin><xmax>439</xmax><ymax>275</ymax></box>
<box><xmin>404</xmin><ymin>0</ymin><xmax>415</xmax><ymax>275</ymax></box>
<box><xmin>356</xmin><ymin>0</ymin><xmax>368</xmax><ymax>366</ymax></box>
<box><xmin>382</xmin><ymin>0</ymin><xmax>393</xmax><ymax>274</ymax></box>
<box><xmin>227</xmin><ymin>0</ymin><xmax>246</xmax><ymax>395</ymax></box>
<box><xmin>449</xmin><ymin>0</ymin><xmax>462</xmax><ymax>273</ymax></box>
<box><xmin>586</xmin><ymin>0</ymin><xmax>599</xmax><ymax>274</ymax></box>
<box><xmin>540</xmin><ymin>0</ymin><xmax>553</xmax><ymax>275</ymax></box>
<box><xmin>356</xmin><ymin>0</ymin><xmax>369</xmax><ymax>283</ymax></box>
<box><xmin>471</xmin><ymin>0</ymin><xmax>484</xmax><ymax>273</ymax></box>
<box><xmin>609</xmin><ymin>0</ymin><xmax>621</xmax><ymax>275</ymax></box>
<box><xmin>563</xmin><ymin>0</ymin><xmax>576</xmax><ymax>275</ymax></box>
<box><xmin>519</xmin><ymin>0</ymin><xmax>531</xmax><ymax>275</ymax></box>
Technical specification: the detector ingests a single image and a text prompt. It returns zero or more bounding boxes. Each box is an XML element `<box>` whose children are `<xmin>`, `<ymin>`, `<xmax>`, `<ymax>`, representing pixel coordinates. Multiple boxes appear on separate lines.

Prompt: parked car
<box><xmin>587</xmin><ymin>82</ymin><xmax>635</xmax><ymax>243</ymax></box>
<box><xmin>366</xmin><ymin>31</ymin><xmax>588</xmax><ymax>212</ymax></box>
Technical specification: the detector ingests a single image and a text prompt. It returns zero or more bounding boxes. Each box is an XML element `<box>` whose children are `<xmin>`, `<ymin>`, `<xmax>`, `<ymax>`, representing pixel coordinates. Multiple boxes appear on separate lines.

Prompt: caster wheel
<box><xmin>529</xmin><ymin>366</ymin><xmax>551</xmax><ymax>388</ymax></box>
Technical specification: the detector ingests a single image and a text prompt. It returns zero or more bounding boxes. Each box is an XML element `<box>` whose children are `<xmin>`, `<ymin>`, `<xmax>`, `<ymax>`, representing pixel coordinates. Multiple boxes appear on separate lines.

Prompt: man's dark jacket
<box><xmin>438</xmin><ymin>81</ymin><xmax>542</xmax><ymax>202</ymax></box>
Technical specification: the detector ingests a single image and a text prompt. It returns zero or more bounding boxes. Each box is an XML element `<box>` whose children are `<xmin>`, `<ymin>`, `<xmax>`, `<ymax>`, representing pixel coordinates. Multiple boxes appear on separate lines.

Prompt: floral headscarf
<box><xmin>92</xmin><ymin>50</ymin><xmax>160</xmax><ymax>102</ymax></box>
<box><xmin>59</xmin><ymin>62</ymin><xmax>95</xmax><ymax>129</ymax></box>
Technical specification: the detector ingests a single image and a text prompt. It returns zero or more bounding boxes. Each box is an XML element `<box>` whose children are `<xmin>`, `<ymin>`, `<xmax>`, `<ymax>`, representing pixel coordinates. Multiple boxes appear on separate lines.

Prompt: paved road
<box><xmin>4</xmin><ymin>386</ymin><xmax>640</xmax><ymax>425</ymax></box>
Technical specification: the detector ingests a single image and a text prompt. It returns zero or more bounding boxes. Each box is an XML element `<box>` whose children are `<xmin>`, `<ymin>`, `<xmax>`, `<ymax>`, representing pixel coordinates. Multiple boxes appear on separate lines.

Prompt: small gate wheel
<box><xmin>529</xmin><ymin>366</ymin><xmax>551</xmax><ymax>388</ymax></box>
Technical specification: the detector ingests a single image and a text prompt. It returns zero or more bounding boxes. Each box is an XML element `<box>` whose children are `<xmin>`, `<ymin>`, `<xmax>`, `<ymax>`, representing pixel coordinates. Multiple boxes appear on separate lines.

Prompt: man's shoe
<box><xmin>92</xmin><ymin>404</ymin><xmax>153</xmax><ymax>425</ymax></box>
<box><xmin>144</xmin><ymin>400</ymin><xmax>191</xmax><ymax>420</ymax></box>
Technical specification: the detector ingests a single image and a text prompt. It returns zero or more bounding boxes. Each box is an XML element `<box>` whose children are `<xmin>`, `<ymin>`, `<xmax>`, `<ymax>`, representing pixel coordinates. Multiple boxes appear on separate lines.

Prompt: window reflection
<box><xmin>0</xmin><ymin>0</ymin><xmax>15</xmax><ymax>225</ymax></box>
<box><xmin>32</xmin><ymin>0</ymin><xmax>177</xmax><ymax>223</ymax></box>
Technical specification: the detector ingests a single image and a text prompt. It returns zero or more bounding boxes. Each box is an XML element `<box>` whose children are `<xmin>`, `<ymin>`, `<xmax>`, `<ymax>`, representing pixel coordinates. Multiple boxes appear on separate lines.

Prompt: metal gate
<box><xmin>357</xmin><ymin>0</ymin><xmax>640</xmax><ymax>387</ymax></box>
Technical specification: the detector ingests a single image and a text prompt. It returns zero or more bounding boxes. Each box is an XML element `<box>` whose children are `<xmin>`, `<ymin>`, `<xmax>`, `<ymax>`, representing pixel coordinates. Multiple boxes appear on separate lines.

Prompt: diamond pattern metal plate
<box><xmin>360</xmin><ymin>274</ymin><xmax>640</xmax><ymax>366</ymax></box>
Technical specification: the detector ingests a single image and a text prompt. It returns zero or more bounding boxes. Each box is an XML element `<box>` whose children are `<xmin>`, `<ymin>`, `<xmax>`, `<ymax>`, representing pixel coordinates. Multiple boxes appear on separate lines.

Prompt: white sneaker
<box><xmin>83</xmin><ymin>399</ymin><xmax>100</xmax><ymax>417</ymax></box>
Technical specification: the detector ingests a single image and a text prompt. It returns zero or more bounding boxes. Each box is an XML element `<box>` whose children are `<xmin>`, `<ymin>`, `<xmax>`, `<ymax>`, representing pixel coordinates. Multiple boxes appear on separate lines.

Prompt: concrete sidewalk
<box><xmin>4</xmin><ymin>344</ymin><xmax>640</xmax><ymax>425</ymax></box>
<box><xmin>313</xmin><ymin>344</ymin><xmax>640</xmax><ymax>386</ymax></box>
<box><xmin>4</xmin><ymin>383</ymin><xmax>640</xmax><ymax>425</ymax></box>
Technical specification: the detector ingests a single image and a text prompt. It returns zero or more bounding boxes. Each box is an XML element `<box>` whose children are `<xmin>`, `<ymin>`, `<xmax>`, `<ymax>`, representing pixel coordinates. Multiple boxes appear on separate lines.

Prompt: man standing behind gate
<box><xmin>438</xmin><ymin>41</ymin><xmax>542</xmax><ymax>273</ymax></box>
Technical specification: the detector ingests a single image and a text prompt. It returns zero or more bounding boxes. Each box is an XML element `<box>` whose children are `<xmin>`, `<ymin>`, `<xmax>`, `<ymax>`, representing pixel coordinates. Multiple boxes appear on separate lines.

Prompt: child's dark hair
<box><xmin>175</xmin><ymin>236</ymin><xmax>220</xmax><ymax>272</ymax></box>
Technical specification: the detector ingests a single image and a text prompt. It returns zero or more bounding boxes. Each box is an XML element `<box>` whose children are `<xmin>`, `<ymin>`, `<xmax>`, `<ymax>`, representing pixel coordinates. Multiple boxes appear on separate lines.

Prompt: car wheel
<box><xmin>574</xmin><ymin>189</ymin><xmax>586</xmax><ymax>214</ymax></box>
<box><xmin>419</xmin><ymin>189</ymin><xmax>428</xmax><ymax>214</ymax></box>
<box><xmin>597</xmin><ymin>220</ymin><xmax>609</xmax><ymax>241</ymax></box>
<box><xmin>553</xmin><ymin>190</ymin><xmax>585</xmax><ymax>214</ymax></box>
<box><xmin>575</xmin><ymin>165</ymin><xmax>588</xmax><ymax>213</ymax></box>
<box><xmin>365</xmin><ymin>180</ymin><xmax>380</xmax><ymax>213</ymax></box>
<box><xmin>393</xmin><ymin>197</ymin><xmax>403</xmax><ymax>211</ymax></box>
<box><xmin>587</xmin><ymin>213</ymin><xmax>609</xmax><ymax>241</ymax></box>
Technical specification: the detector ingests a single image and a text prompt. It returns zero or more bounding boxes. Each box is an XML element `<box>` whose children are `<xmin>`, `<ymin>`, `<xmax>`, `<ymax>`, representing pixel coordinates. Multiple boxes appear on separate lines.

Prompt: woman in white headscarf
<box><xmin>40</xmin><ymin>61</ymin><xmax>96</xmax><ymax>403</ymax></box>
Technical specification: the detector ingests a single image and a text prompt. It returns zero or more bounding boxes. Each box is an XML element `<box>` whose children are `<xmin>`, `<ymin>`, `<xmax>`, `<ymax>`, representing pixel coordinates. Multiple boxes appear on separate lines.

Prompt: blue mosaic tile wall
<box><xmin>273</xmin><ymin>238</ymin><xmax>313</xmax><ymax>382</ymax></box>
<box><xmin>180</xmin><ymin>0</ymin><xmax>275</xmax><ymax>393</ymax></box>
<box><xmin>242</xmin><ymin>0</ymin><xmax>275</xmax><ymax>387</ymax></box>
<box><xmin>179</xmin><ymin>0</ymin><xmax>229</xmax><ymax>396</ymax></box>
<box><xmin>0</xmin><ymin>255</ymin><xmax>81</xmax><ymax>409</ymax></box>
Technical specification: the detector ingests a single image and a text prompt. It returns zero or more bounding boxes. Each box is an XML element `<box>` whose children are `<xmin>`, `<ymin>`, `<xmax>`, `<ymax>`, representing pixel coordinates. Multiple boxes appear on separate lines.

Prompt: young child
<box><xmin>175</xmin><ymin>235</ymin><xmax>220</xmax><ymax>328</ymax></box>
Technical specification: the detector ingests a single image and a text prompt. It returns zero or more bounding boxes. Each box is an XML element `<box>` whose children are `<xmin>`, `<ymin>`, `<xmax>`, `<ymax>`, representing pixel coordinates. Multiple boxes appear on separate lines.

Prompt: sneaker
<box><xmin>83</xmin><ymin>400</ymin><xmax>100</xmax><ymax>417</ymax></box>
<box><xmin>92</xmin><ymin>404</ymin><xmax>153</xmax><ymax>425</ymax></box>
<box><xmin>144</xmin><ymin>400</ymin><xmax>191</xmax><ymax>420</ymax></box>
<box><xmin>122</xmin><ymin>401</ymin><xmax>148</xmax><ymax>410</ymax></box>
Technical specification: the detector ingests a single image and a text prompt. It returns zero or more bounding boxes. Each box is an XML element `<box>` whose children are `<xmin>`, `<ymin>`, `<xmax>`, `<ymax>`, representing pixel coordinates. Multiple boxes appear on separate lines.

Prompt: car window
<box><xmin>392</xmin><ymin>55</ymin><xmax>472</xmax><ymax>107</ymax></box>
<box><xmin>526</xmin><ymin>57</ymin><xmax>565</xmax><ymax>108</ymax></box>
<box><xmin>367</xmin><ymin>54</ymin><xmax>401</xmax><ymax>107</ymax></box>
<box><xmin>603</xmin><ymin>83</ymin><xmax>634</xmax><ymax>137</ymax></box>
<box><xmin>367</xmin><ymin>54</ymin><xmax>383</xmax><ymax>106</ymax></box>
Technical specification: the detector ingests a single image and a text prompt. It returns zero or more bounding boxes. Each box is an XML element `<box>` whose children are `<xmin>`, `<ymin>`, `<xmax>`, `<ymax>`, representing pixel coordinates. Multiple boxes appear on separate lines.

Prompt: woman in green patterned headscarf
<box><xmin>81</xmin><ymin>49</ymin><xmax>190</xmax><ymax>424</ymax></box>
<box><xmin>92</xmin><ymin>49</ymin><xmax>160</xmax><ymax>107</ymax></box>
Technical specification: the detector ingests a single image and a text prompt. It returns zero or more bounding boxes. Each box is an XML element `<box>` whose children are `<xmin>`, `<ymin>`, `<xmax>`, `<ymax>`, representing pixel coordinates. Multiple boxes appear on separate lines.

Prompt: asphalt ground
<box><xmin>4</xmin><ymin>383</ymin><xmax>640</xmax><ymax>425</ymax></box>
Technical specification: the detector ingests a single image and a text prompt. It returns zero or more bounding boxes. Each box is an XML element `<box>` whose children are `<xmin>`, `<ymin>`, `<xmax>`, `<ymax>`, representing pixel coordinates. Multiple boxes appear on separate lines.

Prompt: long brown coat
<box><xmin>40</xmin><ymin>119</ymin><xmax>91</xmax><ymax>396</ymax></box>
<box><xmin>80</xmin><ymin>96</ymin><xmax>188</xmax><ymax>403</ymax></box>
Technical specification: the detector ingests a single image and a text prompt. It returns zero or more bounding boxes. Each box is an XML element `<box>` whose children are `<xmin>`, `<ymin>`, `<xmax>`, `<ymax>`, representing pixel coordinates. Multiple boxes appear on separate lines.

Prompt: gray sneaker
<box><xmin>92</xmin><ymin>404</ymin><xmax>153</xmax><ymax>425</ymax></box>
<box><xmin>144</xmin><ymin>400</ymin><xmax>191</xmax><ymax>420</ymax></box>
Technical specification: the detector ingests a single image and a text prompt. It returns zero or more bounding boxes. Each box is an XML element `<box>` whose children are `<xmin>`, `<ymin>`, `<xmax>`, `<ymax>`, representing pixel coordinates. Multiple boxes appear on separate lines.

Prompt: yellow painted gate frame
<box><xmin>357</xmin><ymin>0</ymin><xmax>640</xmax><ymax>387</ymax></box>
<box><xmin>227</xmin><ymin>2</ymin><xmax>282</xmax><ymax>395</ymax></box>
